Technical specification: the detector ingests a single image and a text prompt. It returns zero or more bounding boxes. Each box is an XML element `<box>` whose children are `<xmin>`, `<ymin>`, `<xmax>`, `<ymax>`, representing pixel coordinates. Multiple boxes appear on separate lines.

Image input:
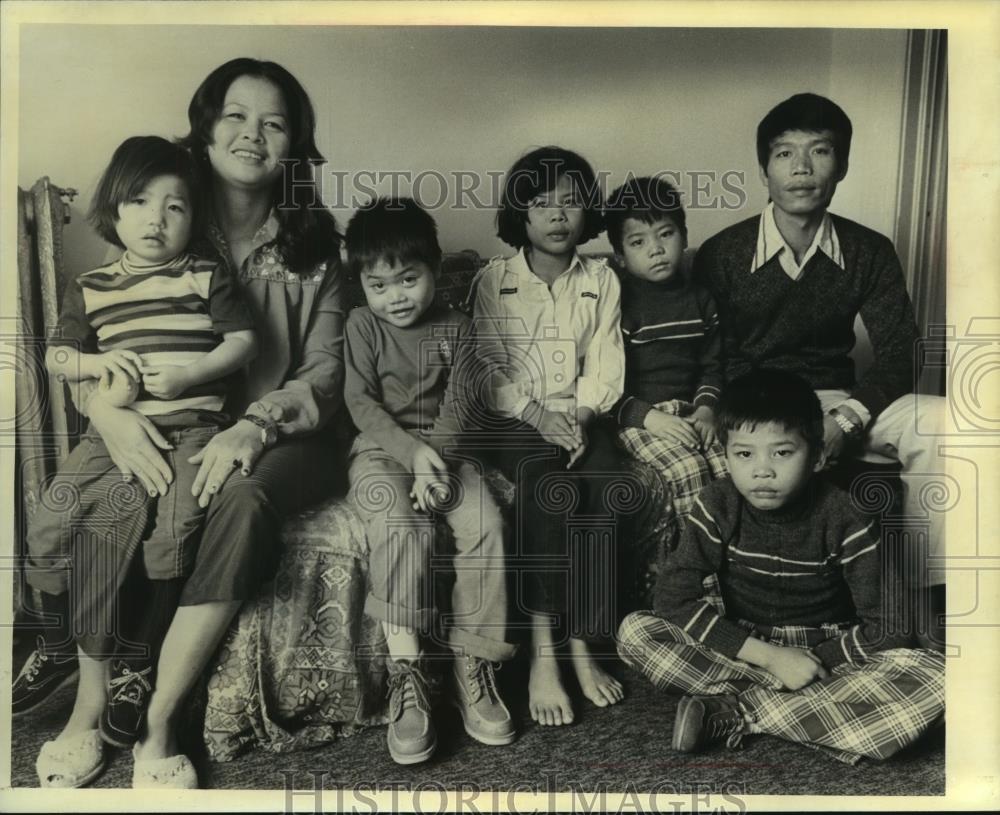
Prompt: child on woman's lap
<box><xmin>472</xmin><ymin>146</ymin><xmax>637</xmax><ymax>725</ymax></box>
<box><xmin>605</xmin><ymin>176</ymin><xmax>727</xmax><ymax>528</ymax></box>
<box><xmin>20</xmin><ymin>136</ymin><xmax>256</xmax><ymax>787</ymax></box>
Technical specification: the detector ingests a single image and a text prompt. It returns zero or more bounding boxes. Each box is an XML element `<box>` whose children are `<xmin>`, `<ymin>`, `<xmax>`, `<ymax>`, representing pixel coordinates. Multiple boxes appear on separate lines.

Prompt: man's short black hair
<box><xmin>604</xmin><ymin>175</ymin><xmax>687</xmax><ymax>255</ymax></box>
<box><xmin>345</xmin><ymin>197</ymin><xmax>442</xmax><ymax>278</ymax></box>
<box><xmin>756</xmin><ymin>93</ymin><xmax>853</xmax><ymax>175</ymax></box>
<box><xmin>88</xmin><ymin>136</ymin><xmax>202</xmax><ymax>249</ymax></box>
<box><xmin>716</xmin><ymin>368</ymin><xmax>824</xmax><ymax>454</ymax></box>
<box><xmin>496</xmin><ymin>145</ymin><xmax>604</xmax><ymax>248</ymax></box>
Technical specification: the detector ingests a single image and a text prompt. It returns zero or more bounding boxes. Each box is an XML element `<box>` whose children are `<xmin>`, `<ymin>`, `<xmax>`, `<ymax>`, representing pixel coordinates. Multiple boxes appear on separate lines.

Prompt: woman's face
<box><xmin>207</xmin><ymin>75</ymin><xmax>292</xmax><ymax>191</ymax></box>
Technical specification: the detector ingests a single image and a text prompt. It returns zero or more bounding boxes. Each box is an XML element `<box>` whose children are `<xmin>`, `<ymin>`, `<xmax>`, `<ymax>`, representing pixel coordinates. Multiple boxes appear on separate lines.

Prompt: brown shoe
<box><xmin>386</xmin><ymin>658</ymin><xmax>436</xmax><ymax>764</ymax></box>
<box><xmin>671</xmin><ymin>694</ymin><xmax>747</xmax><ymax>753</ymax></box>
<box><xmin>452</xmin><ymin>656</ymin><xmax>515</xmax><ymax>746</ymax></box>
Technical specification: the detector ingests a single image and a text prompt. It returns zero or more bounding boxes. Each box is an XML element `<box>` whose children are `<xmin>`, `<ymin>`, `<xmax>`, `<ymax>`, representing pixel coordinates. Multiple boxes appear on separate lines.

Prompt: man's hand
<box><xmin>566</xmin><ymin>406</ymin><xmax>595</xmax><ymax>469</ymax></box>
<box><xmin>684</xmin><ymin>404</ymin><xmax>718</xmax><ymax>449</ymax></box>
<box><xmin>523</xmin><ymin>401</ymin><xmax>581</xmax><ymax>453</ymax></box>
<box><xmin>142</xmin><ymin>364</ymin><xmax>192</xmax><ymax>400</ymax></box>
<box><xmin>822</xmin><ymin>414</ymin><xmax>846</xmax><ymax>468</ymax></box>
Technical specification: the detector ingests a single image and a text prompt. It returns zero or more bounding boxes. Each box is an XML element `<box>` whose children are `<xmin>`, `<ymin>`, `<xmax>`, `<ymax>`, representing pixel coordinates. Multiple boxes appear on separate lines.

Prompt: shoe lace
<box><xmin>707</xmin><ymin>708</ymin><xmax>746</xmax><ymax>749</ymax></box>
<box><xmin>21</xmin><ymin>637</ymin><xmax>49</xmax><ymax>681</ymax></box>
<box><xmin>387</xmin><ymin>662</ymin><xmax>432</xmax><ymax>721</ymax></box>
<box><xmin>108</xmin><ymin>665</ymin><xmax>153</xmax><ymax>704</ymax></box>
<box><xmin>462</xmin><ymin>657</ymin><xmax>502</xmax><ymax>705</ymax></box>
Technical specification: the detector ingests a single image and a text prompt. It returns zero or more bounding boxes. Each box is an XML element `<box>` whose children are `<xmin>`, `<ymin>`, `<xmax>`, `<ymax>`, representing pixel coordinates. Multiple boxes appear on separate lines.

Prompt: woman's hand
<box><xmin>189</xmin><ymin>420</ymin><xmax>265</xmax><ymax>508</ymax></box>
<box><xmin>87</xmin><ymin>396</ymin><xmax>174</xmax><ymax>496</ymax></box>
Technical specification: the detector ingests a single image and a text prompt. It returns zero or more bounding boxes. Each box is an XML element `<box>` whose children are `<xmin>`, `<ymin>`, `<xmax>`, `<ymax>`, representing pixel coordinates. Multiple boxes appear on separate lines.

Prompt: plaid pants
<box><xmin>618</xmin><ymin>400</ymin><xmax>728</xmax><ymax>522</ymax></box>
<box><xmin>617</xmin><ymin>611</ymin><xmax>945</xmax><ymax>764</ymax></box>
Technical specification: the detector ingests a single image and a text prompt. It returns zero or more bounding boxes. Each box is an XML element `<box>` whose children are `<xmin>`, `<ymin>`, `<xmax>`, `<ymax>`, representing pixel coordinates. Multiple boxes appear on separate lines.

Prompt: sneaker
<box><xmin>671</xmin><ymin>694</ymin><xmax>748</xmax><ymax>753</ymax></box>
<box><xmin>12</xmin><ymin>636</ymin><xmax>79</xmax><ymax>717</ymax></box>
<box><xmin>386</xmin><ymin>658</ymin><xmax>437</xmax><ymax>765</ymax></box>
<box><xmin>99</xmin><ymin>661</ymin><xmax>153</xmax><ymax>748</ymax></box>
<box><xmin>452</xmin><ymin>656</ymin><xmax>515</xmax><ymax>746</ymax></box>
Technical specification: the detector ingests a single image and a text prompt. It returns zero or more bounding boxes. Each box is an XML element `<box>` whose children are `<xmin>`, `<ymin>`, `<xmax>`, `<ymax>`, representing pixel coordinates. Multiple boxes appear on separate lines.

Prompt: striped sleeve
<box><xmin>653</xmin><ymin>493</ymin><xmax>750</xmax><ymax>659</ymax></box>
<box><xmin>813</xmin><ymin>519</ymin><xmax>912</xmax><ymax>669</ymax></box>
<box><xmin>693</xmin><ymin>288</ymin><xmax>723</xmax><ymax>408</ymax></box>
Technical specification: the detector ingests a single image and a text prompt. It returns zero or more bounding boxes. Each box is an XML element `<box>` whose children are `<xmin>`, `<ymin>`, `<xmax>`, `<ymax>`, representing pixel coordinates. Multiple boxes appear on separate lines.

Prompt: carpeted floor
<box><xmin>10</xmin><ymin>652</ymin><xmax>944</xmax><ymax>797</ymax></box>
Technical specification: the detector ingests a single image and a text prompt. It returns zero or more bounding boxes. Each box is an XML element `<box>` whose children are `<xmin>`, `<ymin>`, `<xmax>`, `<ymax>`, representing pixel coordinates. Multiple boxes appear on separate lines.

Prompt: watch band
<box><xmin>829</xmin><ymin>408</ymin><xmax>863</xmax><ymax>440</ymax></box>
<box><xmin>241</xmin><ymin>413</ymin><xmax>277</xmax><ymax>446</ymax></box>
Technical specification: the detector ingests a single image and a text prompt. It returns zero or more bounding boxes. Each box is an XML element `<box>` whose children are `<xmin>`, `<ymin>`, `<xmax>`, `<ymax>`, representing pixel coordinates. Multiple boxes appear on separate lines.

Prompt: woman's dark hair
<box><xmin>604</xmin><ymin>175</ymin><xmax>688</xmax><ymax>255</ymax></box>
<box><xmin>88</xmin><ymin>135</ymin><xmax>202</xmax><ymax>249</ymax></box>
<box><xmin>345</xmin><ymin>197</ymin><xmax>442</xmax><ymax>279</ymax></box>
<box><xmin>179</xmin><ymin>57</ymin><xmax>340</xmax><ymax>273</ymax></box>
<box><xmin>716</xmin><ymin>368</ymin><xmax>824</xmax><ymax>455</ymax></box>
<box><xmin>496</xmin><ymin>145</ymin><xmax>604</xmax><ymax>248</ymax></box>
<box><xmin>756</xmin><ymin>93</ymin><xmax>853</xmax><ymax>176</ymax></box>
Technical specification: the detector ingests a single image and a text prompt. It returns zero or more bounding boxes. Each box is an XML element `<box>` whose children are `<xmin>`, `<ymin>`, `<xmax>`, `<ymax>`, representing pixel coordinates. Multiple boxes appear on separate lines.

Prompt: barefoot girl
<box><xmin>472</xmin><ymin>146</ymin><xmax>637</xmax><ymax>726</ymax></box>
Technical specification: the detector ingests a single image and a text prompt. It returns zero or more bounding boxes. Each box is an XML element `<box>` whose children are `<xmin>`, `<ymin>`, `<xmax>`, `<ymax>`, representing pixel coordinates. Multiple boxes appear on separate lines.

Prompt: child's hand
<box><xmin>142</xmin><ymin>364</ymin><xmax>192</xmax><ymax>400</ymax></box>
<box><xmin>566</xmin><ymin>406</ymin><xmax>595</xmax><ymax>468</ymax></box>
<box><xmin>409</xmin><ymin>443</ymin><xmax>449</xmax><ymax>513</ymax></box>
<box><xmin>762</xmin><ymin>644</ymin><xmax>829</xmax><ymax>690</ymax></box>
<box><xmin>88</xmin><ymin>349</ymin><xmax>143</xmax><ymax>389</ymax></box>
<box><xmin>684</xmin><ymin>405</ymin><xmax>718</xmax><ymax>449</ymax></box>
<box><xmin>644</xmin><ymin>408</ymin><xmax>701</xmax><ymax>448</ymax></box>
<box><xmin>532</xmin><ymin>407</ymin><xmax>582</xmax><ymax>453</ymax></box>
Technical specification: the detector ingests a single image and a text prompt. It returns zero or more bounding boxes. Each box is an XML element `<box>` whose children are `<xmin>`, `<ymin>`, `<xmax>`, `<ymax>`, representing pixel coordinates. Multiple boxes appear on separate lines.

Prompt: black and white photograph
<box><xmin>2</xmin><ymin>1</ymin><xmax>998</xmax><ymax>811</ymax></box>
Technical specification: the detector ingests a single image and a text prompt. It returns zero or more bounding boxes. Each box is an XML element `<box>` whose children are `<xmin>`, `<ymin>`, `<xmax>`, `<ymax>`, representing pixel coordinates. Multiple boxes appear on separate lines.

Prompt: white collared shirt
<box><xmin>471</xmin><ymin>248</ymin><xmax>625</xmax><ymax>419</ymax></box>
<box><xmin>751</xmin><ymin>202</ymin><xmax>844</xmax><ymax>281</ymax></box>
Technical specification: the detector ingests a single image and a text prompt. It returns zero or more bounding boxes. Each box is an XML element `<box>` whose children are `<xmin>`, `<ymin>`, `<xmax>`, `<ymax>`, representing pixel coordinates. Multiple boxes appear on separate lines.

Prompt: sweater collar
<box><xmin>751</xmin><ymin>202</ymin><xmax>843</xmax><ymax>280</ymax></box>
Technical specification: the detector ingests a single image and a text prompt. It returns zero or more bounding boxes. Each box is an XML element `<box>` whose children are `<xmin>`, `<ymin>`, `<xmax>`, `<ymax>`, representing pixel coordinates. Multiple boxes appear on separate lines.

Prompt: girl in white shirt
<box><xmin>472</xmin><ymin>146</ymin><xmax>636</xmax><ymax>727</ymax></box>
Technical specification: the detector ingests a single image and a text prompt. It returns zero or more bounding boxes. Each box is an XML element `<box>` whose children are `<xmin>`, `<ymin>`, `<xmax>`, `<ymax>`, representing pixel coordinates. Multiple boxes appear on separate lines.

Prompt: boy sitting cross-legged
<box><xmin>617</xmin><ymin>369</ymin><xmax>944</xmax><ymax>764</ymax></box>
<box><xmin>344</xmin><ymin>197</ymin><xmax>516</xmax><ymax>765</ymax></box>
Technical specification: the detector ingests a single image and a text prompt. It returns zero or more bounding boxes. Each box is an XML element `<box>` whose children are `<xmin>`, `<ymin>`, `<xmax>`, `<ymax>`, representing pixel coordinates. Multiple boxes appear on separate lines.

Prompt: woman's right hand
<box><xmin>87</xmin><ymin>396</ymin><xmax>174</xmax><ymax>496</ymax></box>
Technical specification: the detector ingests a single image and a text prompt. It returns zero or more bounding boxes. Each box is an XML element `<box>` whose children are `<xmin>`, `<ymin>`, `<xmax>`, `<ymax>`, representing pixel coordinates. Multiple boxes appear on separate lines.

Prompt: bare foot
<box><xmin>528</xmin><ymin>655</ymin><xmax>575</xmax><ymax>726</ymax></box>
<box><xmin>570</xmin><ymin>639</ymin><xmax>624</xmax><ymax>708</ymax></box>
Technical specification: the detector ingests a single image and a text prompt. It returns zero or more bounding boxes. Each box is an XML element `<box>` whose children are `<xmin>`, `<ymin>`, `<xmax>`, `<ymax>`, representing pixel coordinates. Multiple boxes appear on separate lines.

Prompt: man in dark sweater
<box><xmin>693</xmin><ymin>93</ymin><xmax>946</xmax><ymax>613</ymax></box>
<box><xmin>617</xmin><ymin>370</ymin><xmax>944</xmax><ymax>763</ymax></box>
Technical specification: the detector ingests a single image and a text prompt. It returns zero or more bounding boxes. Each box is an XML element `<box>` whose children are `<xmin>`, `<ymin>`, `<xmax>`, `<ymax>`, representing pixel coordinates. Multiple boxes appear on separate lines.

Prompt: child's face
<box><xmin>360</xmin><ymin>258</ymin><xmax>436</xmax><ymax>328</ymax></box>
<box><xmin>616</xmin><ymin>216</ymin><xmax>686</xmax><ymax>284</ymax></box>
<box><xmin>524</xmin><ymin>174</ymin><xmax>585</xmax><ymax>256</ymax></box>
<box><xmin>115</xmin><ymin>174</ymin><xmax>193</xmax><ymax>264</ymax></box>
<box><xmin>725</xmin><ymin>422</ymin><xmax>822</xmax><ymax>511</ymax></box>
<box><xmin>759</xmin><ymin>129</ymin><xmax>844</xmax><ymax>219</ymax></box>
<box><xmin>208</xmin><ymin>75</ymin><xmax>291</xmax><ymax>191</ymax></box>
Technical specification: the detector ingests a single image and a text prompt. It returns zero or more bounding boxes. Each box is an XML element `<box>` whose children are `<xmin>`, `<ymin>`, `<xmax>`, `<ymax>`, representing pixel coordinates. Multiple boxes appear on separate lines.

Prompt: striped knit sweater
<box><xmin>611</xmin><ymin>273</ymin><xmax>722</xmax><ymax>429</ymax></box>
<box><xmin>654</xmin><ymin>476</ymin><xmax>911</xmax><ymax>669</ymax></box>
<box><xmin>693</xmin><ymin>213</ymin><xmax>919</xmax><ymax>421</ymax></box>
<box><xmin>52</xmin><ymin>252</ymin><xmax>253</xmax><ymax>418</ymax></box>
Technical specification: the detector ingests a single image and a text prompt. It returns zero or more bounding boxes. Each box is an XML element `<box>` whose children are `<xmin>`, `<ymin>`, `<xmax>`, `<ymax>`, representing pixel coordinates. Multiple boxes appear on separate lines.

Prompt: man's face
<box><xmin>759</xmin><ymin>129</ymin><xmax>845</xmax><ymax>219</ymax></box>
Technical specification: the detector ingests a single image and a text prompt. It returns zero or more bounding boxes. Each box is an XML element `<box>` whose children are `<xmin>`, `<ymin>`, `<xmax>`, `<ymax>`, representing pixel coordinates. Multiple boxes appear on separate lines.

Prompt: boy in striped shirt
<box><xmin>617</xmin><ymin>369</ymin><xmax>943</xmax><ymax>764</ymax></box>
<box><xmin>605</xmin><ymin>176</ymin><xmax>727</xmax><ymax>528</ymax></box>
<box><xmin>21</xmin><ymin>137</ymin><xmax>256</xmax><ymax>753</ymax></box>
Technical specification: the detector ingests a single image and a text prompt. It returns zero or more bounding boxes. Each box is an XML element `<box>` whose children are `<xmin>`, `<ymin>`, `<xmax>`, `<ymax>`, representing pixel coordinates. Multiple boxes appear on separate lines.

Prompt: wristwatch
<box><xmin>241</xmin><ymin>413</ymin><xmax>277</xmax><ymax>447</ymax></box>
<box><xmin>828</xmin><ymin>407</ymin><xmax>864</xmax><ymax>441</ymax></box>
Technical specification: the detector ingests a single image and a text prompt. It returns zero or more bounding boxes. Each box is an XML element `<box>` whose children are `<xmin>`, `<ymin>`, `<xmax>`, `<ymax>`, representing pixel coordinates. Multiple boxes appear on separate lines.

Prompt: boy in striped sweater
<box><xmin>617</xmin><ymin>369</ymin><xmax>944</xmax><ymax>764</ymax></box>
<box><xmin>21</xmin><ymin>137</ymin><xmax>256</xmax><ymax>769</ymax></box>
<box><xmin>605</xmin><ymin>176</ymin><xmax>727</xmax><ymax>525</ymax></box>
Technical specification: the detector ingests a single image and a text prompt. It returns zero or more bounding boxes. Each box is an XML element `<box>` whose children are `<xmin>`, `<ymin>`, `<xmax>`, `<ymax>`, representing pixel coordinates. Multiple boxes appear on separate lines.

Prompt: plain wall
<box><xmin>18</xmin><ymin>25</ymin><xmax>907</xmax><ymax>281</ymax></box>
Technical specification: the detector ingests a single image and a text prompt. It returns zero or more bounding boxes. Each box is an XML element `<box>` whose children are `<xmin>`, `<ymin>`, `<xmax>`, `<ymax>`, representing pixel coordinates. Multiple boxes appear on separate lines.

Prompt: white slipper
<box><xmin>36</xmin><ymin>729</ymin><xmax>105</xmax><ymax>788</ymax></box>
<box><xmin>131</xmin><ymin>745</ymin><xmax>198</xmax><ymax>789</ymax></box>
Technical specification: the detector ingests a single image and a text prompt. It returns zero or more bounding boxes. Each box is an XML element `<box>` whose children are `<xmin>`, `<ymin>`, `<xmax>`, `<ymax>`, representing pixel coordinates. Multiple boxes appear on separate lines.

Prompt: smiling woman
<box><xmin>38</xmin><ymin>58</ymin><xmax>347</xmax><ymax>789</ymax></box>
